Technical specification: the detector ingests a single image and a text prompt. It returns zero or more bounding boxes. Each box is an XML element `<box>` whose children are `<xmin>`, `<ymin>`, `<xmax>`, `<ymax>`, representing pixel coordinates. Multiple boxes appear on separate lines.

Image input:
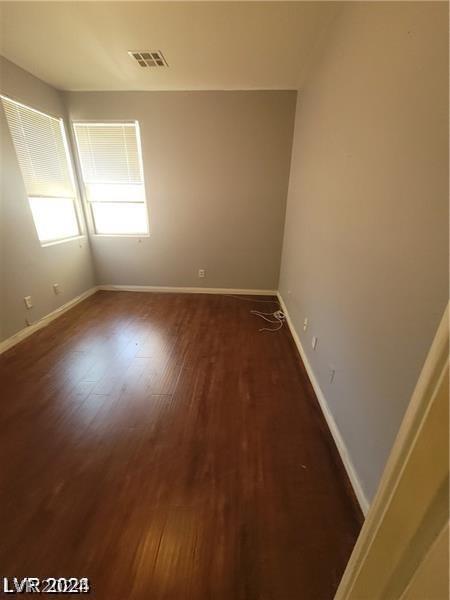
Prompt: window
<box><xmin>1</xmin><ymin>96</ymin><xmax>81</xmax><ymax>245</ymax></box>
<box><xmin>73</xmin><ymin>122</ymin><xmax>149</xmax><ymax>236</ymax></box>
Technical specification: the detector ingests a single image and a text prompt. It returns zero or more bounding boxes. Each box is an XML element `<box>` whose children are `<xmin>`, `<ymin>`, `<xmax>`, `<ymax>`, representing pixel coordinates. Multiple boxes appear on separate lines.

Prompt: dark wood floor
<box><xmin>0</xmin><ymin>291</ymin><xmax>362</xmax><ymax>599</ymax></box>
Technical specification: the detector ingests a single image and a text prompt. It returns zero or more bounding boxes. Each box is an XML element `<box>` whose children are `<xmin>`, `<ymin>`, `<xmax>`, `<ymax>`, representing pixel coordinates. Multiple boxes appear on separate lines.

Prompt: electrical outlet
<box><xmin>312</xmin><ymin>336</ymin><xmax>318</xmax><ymax>350</ymax></box>
<box><xmin>53</xmin><ymin>283</ymin><xmax>61</xmax><ymax>295</ymax></box>
<box><xmin>198</xmin><ymin>269</ymin><xmax>205</xmax><ymax>278</ymax></box>
<box><xmin>24</xmin><ymin>296</ymin><xmax>33</xmax><ymax>310</ymax></box>
<box><xmin>303</xmin><ymin>317</ymin><xmax>308</xmax><ymax>331</ymax></box>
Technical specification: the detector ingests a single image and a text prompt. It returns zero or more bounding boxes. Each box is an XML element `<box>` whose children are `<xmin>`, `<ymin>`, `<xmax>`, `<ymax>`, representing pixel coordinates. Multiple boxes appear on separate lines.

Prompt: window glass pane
<box><xmin>29</xmin><ymin>197</ymin><xmax>79</xmax><ymax>243</ymax></box>
<box><xmin>91</xmin><ymin>202</ymin><xmax>148</xmax><ymax>235</ymax></box>
<box><xmin>86</xmin><ymin>182</ymin><xmax>145</xmax><ymax>203</ymax></box>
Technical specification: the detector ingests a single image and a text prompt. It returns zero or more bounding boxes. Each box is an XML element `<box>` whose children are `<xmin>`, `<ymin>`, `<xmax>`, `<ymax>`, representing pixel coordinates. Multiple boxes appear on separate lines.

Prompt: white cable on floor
<box><xmin>250</xmin><ymin>310</ymin><xmax>279</xmax><ymax>323</ymax></box>
<box><xmin>222</xmin><ymin>293</ymin><xmax>284</xmax><ymax>332</ymax></box>
<box><xmin>251</xmin><ymin>309</ymin><xmax>286</xmax><ymax>333</ymax></box>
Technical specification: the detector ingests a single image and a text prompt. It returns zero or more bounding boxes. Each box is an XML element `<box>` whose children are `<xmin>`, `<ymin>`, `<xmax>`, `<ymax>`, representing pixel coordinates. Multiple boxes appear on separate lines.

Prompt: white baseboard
<box><xmin>0</xmin><ymin>287</ymin><xmax>99</xmax><ymax>356</ymax></box>
<box><xmin>278</xmin><ymin>292</ymin><xmax>369</xmax><ymax>515</ymax></box>
<box><xmin>98</xmin><ymin>284</ymin><xmax>277</xmax><ymax>296</ymax></box>
<box><xmin>0</xmin><ymin>285</ymin><xmax>275</xmax><ymax>356</ymax></box>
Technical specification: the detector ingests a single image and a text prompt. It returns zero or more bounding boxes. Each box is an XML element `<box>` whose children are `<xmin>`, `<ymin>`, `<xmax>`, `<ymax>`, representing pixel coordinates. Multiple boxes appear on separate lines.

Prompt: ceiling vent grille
<box><xmin>128</xmin><ymin>51</ymin><xmax>168</xmax><ymax>68</ymax></box>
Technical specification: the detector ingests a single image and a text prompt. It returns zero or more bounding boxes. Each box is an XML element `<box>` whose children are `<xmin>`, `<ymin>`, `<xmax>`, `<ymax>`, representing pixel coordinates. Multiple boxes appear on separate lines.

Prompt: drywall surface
<box><xmin>65</xmin><ymin>90</ymin><xmax>296</xmax><ymax>289</ymax></box>
<box><xmin>279</xmin><ymin>2</ymin><xmax>449</xmax><ymax>502</ymax></box>
<box><xmin>0</xmin><ymin>56</ymin><xmax>95</xmax><ymax>341</ymax></box>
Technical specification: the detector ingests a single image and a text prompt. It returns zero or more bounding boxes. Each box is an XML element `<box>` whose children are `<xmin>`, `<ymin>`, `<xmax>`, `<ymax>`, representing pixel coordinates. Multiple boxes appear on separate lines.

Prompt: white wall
<box><xmin>0</xmin><ymin>57</ymin><xmax>95</xmax><ymax>341</ymax></box>
<box><xmin>65</xmin><ymin>90</ymin><xmax>296</xmax><ymax>290</ymax></box>
<box><xmin>279</xmin><ymin>2</ymin><xmax>449</xmax><ymax>503</ymax></box>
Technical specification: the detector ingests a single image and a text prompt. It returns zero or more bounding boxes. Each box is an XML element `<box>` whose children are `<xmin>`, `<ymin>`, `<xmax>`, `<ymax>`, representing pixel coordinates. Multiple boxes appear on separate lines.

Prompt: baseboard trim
<box><xmin>0</xmin><ymin>285</ymin><xmax>276</xmax><ymax>356</ymax></box>
<box><xmin>0</xmin><ymin>287</ymin><xmax>99</xmax><ymax>356</ymax></box>
<box><xmin>98</xmin><ymin>284</ymin><xmax>277</xmax><ymax>296</ymax></box>
<box><xmin>278</xmin><ymin>292</ymin><xmax>370</xmax><ymax>515</ymax></box>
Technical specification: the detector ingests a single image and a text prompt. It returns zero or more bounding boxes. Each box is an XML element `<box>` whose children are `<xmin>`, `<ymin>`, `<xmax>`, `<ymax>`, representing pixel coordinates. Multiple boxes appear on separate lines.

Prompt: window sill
<box><xmin>41</xmin><ymin>235</ymin><xmax>86</xmax><ymax>248</ymax></box>
<box><xmin>91</xmin><ymin>233</ymin><xmax>150</xmax><ymax>239</ymax></box>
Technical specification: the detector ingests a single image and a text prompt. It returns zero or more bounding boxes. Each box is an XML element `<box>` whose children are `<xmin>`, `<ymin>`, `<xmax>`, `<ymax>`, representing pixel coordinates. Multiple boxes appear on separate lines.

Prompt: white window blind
<box><xmin>73</xmin><ymin>123</ymin><xmax>142</xmax><ymax>184</ymax></box>
<box><xmin>73</xmin><ymin>122</ymin><xmax>149</xmax><ymax>235</ymax></box>
<box><xmin>1</xmin><ymin>96</ymin><xmax>81</xmax><ymax>244</ymax></box>
<box><xmin>2</xmin><ymin>97</ymin><xmax>75</xmax><ymax>199</ymax></box>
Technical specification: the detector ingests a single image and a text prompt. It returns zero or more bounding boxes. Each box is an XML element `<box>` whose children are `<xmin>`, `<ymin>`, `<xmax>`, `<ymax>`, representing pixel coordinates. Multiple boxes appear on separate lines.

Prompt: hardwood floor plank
<box><xmin>0</xmin><ymin>290</ymin><xmax>362</xmax><ymax>599</ymax></box>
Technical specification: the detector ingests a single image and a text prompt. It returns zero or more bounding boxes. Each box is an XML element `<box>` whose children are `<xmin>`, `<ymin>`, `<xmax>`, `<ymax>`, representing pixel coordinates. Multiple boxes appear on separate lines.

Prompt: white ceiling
<box><xmin>0</xmin><ymin>2</ymin><xmax>337</xmax><ymax>91</ymax></box>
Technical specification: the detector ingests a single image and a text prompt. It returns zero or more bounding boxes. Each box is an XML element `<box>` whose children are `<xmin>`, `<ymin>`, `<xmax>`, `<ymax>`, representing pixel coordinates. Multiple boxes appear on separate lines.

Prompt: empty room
<box><xmin>0</xmin><ymin>1</ymin><xmax>448</xmax><ymax>598</ymax></box>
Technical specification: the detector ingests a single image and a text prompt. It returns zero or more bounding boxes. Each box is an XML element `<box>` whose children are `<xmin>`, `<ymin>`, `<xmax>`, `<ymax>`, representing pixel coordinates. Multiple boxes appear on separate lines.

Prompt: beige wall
<box><xmin>0</xmin><ymin>57</ymin><xmax>95</xmax><ymax>341</ymax></box>
<box><xmin>279</xmin><ymin>2</ymin><xmax>449</xmax><ymax>502</ymax></box>
<box><xmin>65</xmin><ymin>90</ymin><xmax>296</xmax><ymax>290</ymax></box>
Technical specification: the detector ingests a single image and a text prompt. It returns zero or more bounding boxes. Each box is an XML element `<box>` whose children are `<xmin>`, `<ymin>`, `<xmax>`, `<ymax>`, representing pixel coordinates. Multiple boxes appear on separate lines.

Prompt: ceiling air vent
<box><xmin>128</xmin><ymin>51</ymin><xmax>168</xmax><ymax>68</ymax></box>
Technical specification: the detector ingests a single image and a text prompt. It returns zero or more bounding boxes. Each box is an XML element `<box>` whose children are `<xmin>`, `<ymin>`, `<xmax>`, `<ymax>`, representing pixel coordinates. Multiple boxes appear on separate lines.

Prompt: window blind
<box><xmin>73</xmin><ymin>123</ymin><xmax>142</xmax><ymax>185</ymax></box>
<box><xmin>1</xmin><ymin>96</ymin><xmax>75</xmax><ymax>199</ymax></box>
<box><xmin>73</xmin><ymin>120</ymin><xmax>148</xmax><ymax>235</ymax></box>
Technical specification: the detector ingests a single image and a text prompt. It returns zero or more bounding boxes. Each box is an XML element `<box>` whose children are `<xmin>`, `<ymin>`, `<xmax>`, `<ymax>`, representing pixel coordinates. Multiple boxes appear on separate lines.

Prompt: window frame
<box><xmin>0</xmin><ymin>94</ymin><xmax>85</xmax><ymax>247</ymax></box>
<box><xmin>71</xmin><ymin>120</ymin><xmax>150</xmax><ymax>239</ymax></box>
